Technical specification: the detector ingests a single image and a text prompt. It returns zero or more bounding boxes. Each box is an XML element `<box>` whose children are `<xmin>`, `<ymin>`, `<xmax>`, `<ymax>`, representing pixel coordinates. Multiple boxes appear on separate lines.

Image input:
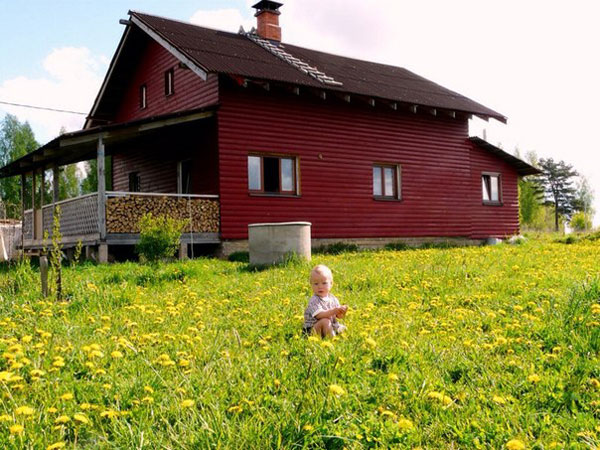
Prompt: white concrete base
<box><xmin>248</xmin><ymin>222</ymin><xmax>311</xmax><ymax>265</ymax></box>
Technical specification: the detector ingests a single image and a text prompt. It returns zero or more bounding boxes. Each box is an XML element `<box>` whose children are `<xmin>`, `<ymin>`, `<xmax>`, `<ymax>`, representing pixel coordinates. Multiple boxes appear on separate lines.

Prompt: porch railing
<box><xmin>23</xmin><ymin>192</ymin><xmax>219</xmax><ymax>241</ymax></box>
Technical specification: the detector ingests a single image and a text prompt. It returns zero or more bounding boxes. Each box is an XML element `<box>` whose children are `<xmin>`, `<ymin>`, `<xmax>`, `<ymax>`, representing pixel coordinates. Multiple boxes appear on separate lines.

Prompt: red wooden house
<box><xmin>0</xmin><ymin>1</ymin><xmax>538</xmax><ymax>261</ymax></box>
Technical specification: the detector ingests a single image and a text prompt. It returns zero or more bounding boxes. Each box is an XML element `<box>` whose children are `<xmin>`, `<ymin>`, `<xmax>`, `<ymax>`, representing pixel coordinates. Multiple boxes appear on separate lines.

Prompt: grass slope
<box><xmin>0</xmin><ymin>238</ymin><xmax>599</xmax><ymax>449</ymax></box>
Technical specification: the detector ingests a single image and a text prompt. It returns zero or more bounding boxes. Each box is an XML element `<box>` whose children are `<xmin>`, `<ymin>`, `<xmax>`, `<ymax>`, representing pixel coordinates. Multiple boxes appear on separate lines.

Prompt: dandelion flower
<box><xmin>144</xmin><ymin>386</ymin><xmax>154</xmax><ymax>394</ymax></box>
<box><xmin>387</xmin><ymin>373</ymin><xmax>399</xmax><ymax>382</ymax></box>
<box><xmin>397</xmin><ymin>418</ymin><xmax>414</xmax><ymax>431</ymax></box>
<box><xmin>328</xmin><ymin>384</ymin><xmax>346</xmax><ymax>396</ymax></box>
<box><xmin>527</xmin><ymin>374</ymin><xmax>541</xmax><ymax>383</ymax></box>
<box><xmin>111</xmin><ymin>351</ymin><xmax>123</xmax><ymax>358</ymax></box>
<box><xmin>302</xmin><ymin>424</ymin><xmax>314</xmax><ymax>431</ymax></box>
<box><xmin>365</xmin><ymin>337</ymin><xmax>377</xmax><ymax>348</ymax></box>
<box><xmin>0</xmin><ymin>414</ymin><xmax>11</xmax><ymax>422</ymax></box>
<box><xmin>59</xmin><ymin>393</ymin><xmax>74</xmax><ymax>401</ymax></box>
<box><xmin>492</xmin><ymin>395</ymin><xmax>506</xmax><ymax>404</ymax></box>
<box><xmin>47</xmin><ymin>442</ymin><xmax>66</xmax><ymax>450</ymax></box>
<box><xmin>54</xmin><ymin>415</ymin><xmax>70</xmax><ymax>424</ymax></box>
<box><xmin>73</xmin><ymin>413</ymin><xmax>89</xmax><ymax>424</ymax></box>
<box><xmin>15</xmin><ymin>406</ymin><xmax>35</xmax><ymax>416</ymax></box>
<box><xmin>9</xmin><ymin>424</ymin><xmax>24</xmax><ymax>435</ymax></box>
<box><xmin>506</xmin><ymin>439</ymin><xmax>526</xmax><ymax>450</ymax></box>
<box><xmin>181</xmin><ymin>399</ymin><xmax>195</xmax><ymax>408</ymax></box>
<box><xmin>100</xmin><ymin>410</ymin><xmax>119</xmax><ymax>419</ymax></box>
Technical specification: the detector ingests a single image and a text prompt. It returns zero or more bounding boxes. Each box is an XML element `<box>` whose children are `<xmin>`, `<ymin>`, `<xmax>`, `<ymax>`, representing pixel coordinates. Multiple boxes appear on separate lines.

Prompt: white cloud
<box><xmin>0</xmin><ymin>47</ymin><xmax>106</xmax><ymax>144</ymax></box>
<box><xmin>189</xmin><ymin>8</ymin><xmax>253</xmax><ymax>32</ymax></box>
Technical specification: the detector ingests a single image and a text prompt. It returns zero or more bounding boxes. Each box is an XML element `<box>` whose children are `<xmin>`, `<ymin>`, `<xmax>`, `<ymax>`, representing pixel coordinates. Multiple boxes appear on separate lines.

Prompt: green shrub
<box><xmin>135</xmin><ymin>213</ymin><xmax>187</xmax><ymax>263</ymax></box>
<box><xmin>570</xmin><ymin>211</ymin><xmax>592</xmax><ymax>232</ymax></box>
<box><xmin>384</xmin><ymin>241</ymin><xmax>410</xmax><ymax>251</ymax></box>
<box><xmin>313</xmin><ymin>242</ymin><xmax>360</xmax><ymax>255</ymax></box>
<box><xmin>228</xmin><ymin>251</ymin><xmax>249</xmax><ymax>263</ymax></box>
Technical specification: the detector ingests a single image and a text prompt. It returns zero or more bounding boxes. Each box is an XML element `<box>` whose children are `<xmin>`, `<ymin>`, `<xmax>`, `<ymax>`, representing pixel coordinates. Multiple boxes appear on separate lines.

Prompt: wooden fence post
<box><xmin>40</xmin><ymin>255</ymin><xmax>49</xmax><ymax>297</ymax></box>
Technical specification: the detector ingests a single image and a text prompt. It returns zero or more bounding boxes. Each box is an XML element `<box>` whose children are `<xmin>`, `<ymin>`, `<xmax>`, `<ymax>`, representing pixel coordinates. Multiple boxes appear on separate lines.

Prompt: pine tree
<box><xmin>536</xmin><ymin>158</ymin><xmax>578</xmax><ymax>231</ymax></box>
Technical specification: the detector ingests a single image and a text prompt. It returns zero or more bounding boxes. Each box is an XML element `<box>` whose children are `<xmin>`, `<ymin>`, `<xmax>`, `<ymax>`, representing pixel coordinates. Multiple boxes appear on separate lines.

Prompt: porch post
<box><xmin>97</xmin><ymin>136</ymin><xmax>107</xmax><ymax>263</ymax></box>
<box><xmin>20</xmin><ymin>173</ymin><xmax>25</xmax><ymax>257</ymax></box>
<box><xmin>52</xmin><ymin>166</ymin><xmax>59</xmax><ymax>205</ymax></box>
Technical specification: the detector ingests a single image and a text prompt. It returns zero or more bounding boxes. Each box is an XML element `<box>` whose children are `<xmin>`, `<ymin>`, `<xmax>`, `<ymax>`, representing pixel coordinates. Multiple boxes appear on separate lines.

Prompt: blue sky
<box><xmin>1</xmin><ymin>0</ymin><xmax>600</xmax><ymax>224</ymax></box>
<box><xmin>0</xmin><ymin>1</ymin><xmax>248</xmax><ymax>81</ymax></box>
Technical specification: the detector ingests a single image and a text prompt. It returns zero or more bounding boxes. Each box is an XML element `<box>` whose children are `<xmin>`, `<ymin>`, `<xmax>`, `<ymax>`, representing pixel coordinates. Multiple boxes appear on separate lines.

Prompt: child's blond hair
<box><xmin>310</xmin><ymin>264</ymin><xmax>333</xmax><ymax>281</ymax></box>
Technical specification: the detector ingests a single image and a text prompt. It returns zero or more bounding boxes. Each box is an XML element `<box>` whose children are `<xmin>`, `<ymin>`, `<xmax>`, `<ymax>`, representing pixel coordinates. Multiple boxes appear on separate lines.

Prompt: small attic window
<box><xmin>139</xmin><ymin>84</ymin><xmax>147</xmax><ymax>109</ymax></box>
<box><xmin>165</xmin><ymin>69</ymin><xmax>174</xmax><ymax>96</ymax></box>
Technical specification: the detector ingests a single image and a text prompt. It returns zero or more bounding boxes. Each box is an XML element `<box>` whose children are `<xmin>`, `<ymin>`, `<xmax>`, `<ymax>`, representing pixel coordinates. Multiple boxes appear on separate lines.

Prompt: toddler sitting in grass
<box><xmin>303</xmin><ymin>264</ymin><xmax>348</xmax><ymax>338</ymax></box>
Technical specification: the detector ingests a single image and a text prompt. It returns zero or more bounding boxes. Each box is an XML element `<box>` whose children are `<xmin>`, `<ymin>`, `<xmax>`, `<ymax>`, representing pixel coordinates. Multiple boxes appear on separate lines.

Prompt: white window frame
<box><xmin>481</xmin><ymin>172</ymin><xmax>502</xmax><ymax>205</ymax></box>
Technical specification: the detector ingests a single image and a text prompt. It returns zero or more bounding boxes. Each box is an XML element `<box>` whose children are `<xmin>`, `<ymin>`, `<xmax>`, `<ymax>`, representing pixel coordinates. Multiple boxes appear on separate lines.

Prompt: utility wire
<box><xmin>0</xmin><ymin>100</ymin><xmax>87</xmax><ymax>115</ymax></box>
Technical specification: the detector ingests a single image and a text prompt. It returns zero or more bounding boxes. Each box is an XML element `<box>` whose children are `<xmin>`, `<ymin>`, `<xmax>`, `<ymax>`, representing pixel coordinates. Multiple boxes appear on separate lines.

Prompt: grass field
<box><xmin>0</xmin><ymin>237</ymin><xmax>599</xmax><ymax>449</ymax></box>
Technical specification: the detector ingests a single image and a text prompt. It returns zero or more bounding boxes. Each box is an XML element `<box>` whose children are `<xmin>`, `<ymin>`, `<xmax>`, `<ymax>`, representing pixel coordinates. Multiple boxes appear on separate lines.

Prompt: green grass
<box><xmin>0</xmin><ymin>238</ymin><xmax>599</xmax><ymax>449</ymax></box>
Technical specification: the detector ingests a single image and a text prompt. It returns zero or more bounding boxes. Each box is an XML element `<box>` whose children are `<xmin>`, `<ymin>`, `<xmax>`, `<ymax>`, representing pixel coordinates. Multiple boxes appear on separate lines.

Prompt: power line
<box><xmin>0</xmin><ymin>100</ymin><xmax>87</xmax><ymax>115</ymax></box>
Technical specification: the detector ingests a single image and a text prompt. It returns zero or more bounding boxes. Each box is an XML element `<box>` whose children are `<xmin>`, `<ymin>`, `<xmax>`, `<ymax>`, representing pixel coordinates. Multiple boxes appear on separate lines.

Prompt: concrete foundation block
<box><xmin>248</xmin><ymin>222</ymin><xmax>311</xmax><ymax>266</ymax></box>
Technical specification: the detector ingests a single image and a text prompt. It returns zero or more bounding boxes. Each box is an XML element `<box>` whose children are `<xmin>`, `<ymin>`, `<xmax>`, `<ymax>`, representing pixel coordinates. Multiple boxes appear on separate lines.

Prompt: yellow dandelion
<box><xmin>492</xmin><ymin>395</ymin><xmax>507</xmax><ymax>404</ymax></box>
<box><xmin>506</xmin><ymin>439</ymin><xmax>526</xmax><ymax>450</ymax></box>
<box><xmin>54</xmin><ymin>415</ymin><xmax>70</xmax><ymax>424</ymax></box>
<box><xmin>228</xmin><ymin>405</ymin><xmax>243</xmax><ymax>413</ymax></box>
<box><xmin>181</xmin><ymin>399</ymin><xmax>195</xmax><ymax>408</ymax></box>
<box><xmin>15</xmin><ymin>406</ymin><xmax>35</xmax><ymax>416</ymax></box>
<box><xmin>59</xmin><ymin>393</ymin><xmax>74</xmax><ymax>401</ymax></box>
<box><xmin>527</xmin><ymin>374</ymin><xmax>541</xmax><ymax>383</ymax></box>
<box><xmin>111</xmin><ymin>350</ymin><xmax>123</xmax><ymax>359</ymax></box>
<box><xmin>9</xmin><ymin>424</ymin><xmax>24</xmax><ymax>435</ymax></box>
<box><xmin>365</xmin><ymin>337</ymin><xmax>377</xmax><ymax>348</ymax></box>
<box><xmin>73</xmin><ymin>413</ymin><xmax>90</xmax><ymax>424</ymax></box>
<box><xmin>387</xmin><ymin>373</ymin><xmax>399</xmax><ymax>381</ymax></box>
<box><xmin>397</xmin><ymin>418</ymin><xmax>414</xmax><ymax>431</ymax></box>
<box><xmin>100</xmin><ymin>409</ymin><xmax>119</xmax><ymax>419</ymax></box>
<box><xmin>302</xmin><ymin>424</ymin><xmax>314</xmax><ymax>431</ymax></box>
<box><xmin>144</xmin><ymin>385</ymin><xmax>154</xmax><ymax>394</ymax></box>
<box><xmin>47</xmin><ymin>442</ymin><xmax>66</xmax><ymax>450</ymax></box>
<box><xmin>328</xmin><ymin>384</ymin><xmax>346</xmax><ymax>396</ymax></box>
<box><xmin>141</xmin><ymin>396</ymin><xmax>154</xmax><ymax>404</ymax></box>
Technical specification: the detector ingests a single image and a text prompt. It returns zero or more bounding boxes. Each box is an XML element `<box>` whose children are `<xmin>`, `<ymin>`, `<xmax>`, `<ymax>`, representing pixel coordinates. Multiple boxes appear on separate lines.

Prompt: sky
<box><xmin>1</xmin><ymin>0</ymin><xmax>599</xmax><ymax>225</ymax></box>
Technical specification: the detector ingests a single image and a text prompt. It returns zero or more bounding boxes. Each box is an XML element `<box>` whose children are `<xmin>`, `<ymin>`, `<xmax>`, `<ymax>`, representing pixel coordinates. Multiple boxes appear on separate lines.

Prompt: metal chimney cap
<box><xmin>252</xmin><ymin>1</ymin><xmax>283</xmax><ymax>12</ymax></box>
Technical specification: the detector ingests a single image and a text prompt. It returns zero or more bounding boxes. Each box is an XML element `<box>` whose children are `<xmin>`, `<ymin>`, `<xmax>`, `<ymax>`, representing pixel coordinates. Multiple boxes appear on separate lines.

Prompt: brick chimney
<box><xmin>252</xmin><ymin>0</ymin><xmax>283</xmax><ymax>42</ymax></box>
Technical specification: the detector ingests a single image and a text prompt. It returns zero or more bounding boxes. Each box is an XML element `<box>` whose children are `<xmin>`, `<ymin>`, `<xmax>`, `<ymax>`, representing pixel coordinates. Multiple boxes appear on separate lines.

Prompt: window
<box><xmin>248</xmin><ymin>154</ymin><xmax>298</xmax><ymax>195</ymax></box>
<box><xmin>129</xmin><ymin>172</ymin><xmax>141</xmax><ymax>192</ymax></box>
<box><xmin>139</xmin><ymin>84</ymin><xmax>147</xmax><ymax>109</ymax></box>
<box><xmin>165</xmin><ymin>69</ymin><xmax>174</xmax><ymax>96</ymax></box>
<box><xmin>178</xmin><ymin>160</ymin><xmax>192</xmax><ymax>194</ymax></box>
<box><xmin>482</xmin><ymin>173</ymin><xmax>501</xmax><ymax>204</ymax></box>
<box><xmin>373</xmin><ymin>164</ymin><xmax>401</xmax><ymax>199</ymax></box>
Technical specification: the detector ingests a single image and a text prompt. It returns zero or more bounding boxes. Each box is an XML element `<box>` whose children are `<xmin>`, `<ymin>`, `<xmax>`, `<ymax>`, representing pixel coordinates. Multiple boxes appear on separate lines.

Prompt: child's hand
<box><xmin>336</xmin><ymin>305</ymin><xmax>348</xmax><ymax>318</ymax></box>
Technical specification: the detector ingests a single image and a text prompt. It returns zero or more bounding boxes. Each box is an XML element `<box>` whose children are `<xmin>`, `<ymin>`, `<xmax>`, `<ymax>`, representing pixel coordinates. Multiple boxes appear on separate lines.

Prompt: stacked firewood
<box><xmin>105</xmin><ymin>196</ymin><xmax>219</xmax><ymax>233</ymax></box>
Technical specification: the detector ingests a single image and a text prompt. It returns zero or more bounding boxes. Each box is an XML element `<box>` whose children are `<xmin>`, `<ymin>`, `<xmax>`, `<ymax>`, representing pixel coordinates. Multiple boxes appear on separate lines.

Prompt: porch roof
<box><xmin>0</xmin><ymin>105</ymin><xmax>218</xmax><ymax>179</ymax></box>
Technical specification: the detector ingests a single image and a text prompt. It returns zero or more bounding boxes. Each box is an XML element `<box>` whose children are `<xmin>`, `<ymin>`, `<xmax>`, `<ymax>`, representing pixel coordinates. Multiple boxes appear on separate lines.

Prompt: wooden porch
<box><xmin>22</xmin><ymin>191</ymin><xmax>220</xmax><ymax>260</ymax></box>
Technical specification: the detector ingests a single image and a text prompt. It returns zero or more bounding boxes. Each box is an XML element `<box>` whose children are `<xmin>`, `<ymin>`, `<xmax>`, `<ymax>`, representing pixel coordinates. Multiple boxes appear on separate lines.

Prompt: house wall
<box><xmin>217</xmin><ymin>84</ymin><xmax>520</xmax><ymax>240</ymax></box>
<box><xmin>114</xmin><ymin>38</ymin><xmax>218</xmax><ymax>123</ymax></box>
<box><xmin>469</xmin><ymin>144</ymin><xmax>520</xmax><ymax>238</ymax></box>
<box><xmin>111</xmin><ymin>120</ymin><xmax>219</xmax><ymax>194</ymax></box>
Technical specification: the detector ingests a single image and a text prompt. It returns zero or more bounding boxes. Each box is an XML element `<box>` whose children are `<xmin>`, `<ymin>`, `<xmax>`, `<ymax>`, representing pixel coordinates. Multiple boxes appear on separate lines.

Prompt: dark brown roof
<box><xmin>469</xmin><ymin>137</ymin><xmax>541</xmax><ymax>176</ymax></box>
<box><xmin>129</xmin><ymin>11</ymin><xmax>506</xmax><ymax>122</ymax></box>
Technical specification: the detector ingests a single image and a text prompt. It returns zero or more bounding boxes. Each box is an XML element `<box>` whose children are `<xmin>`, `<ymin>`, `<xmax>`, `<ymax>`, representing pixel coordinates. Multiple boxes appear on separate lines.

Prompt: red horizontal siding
<box><xmin>469</xmin><ymin>144</ymin><xmax>520</xmax><ymax>238</ymax></box>
<box><xmin>218</xmin><ymin>86</ymin><xmax>492</xmax><ymax>240</ymax></box>
<box><xmin>114</xmin><ymin>38</ymin><xmax>218</xmax><ymax>123</ymax></box>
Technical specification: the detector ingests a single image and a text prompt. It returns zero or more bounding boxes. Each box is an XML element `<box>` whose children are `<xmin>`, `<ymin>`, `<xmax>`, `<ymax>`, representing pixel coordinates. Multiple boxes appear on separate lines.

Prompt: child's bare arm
<box><xmin>314</xmin><ymin>307</ymin><xmax>343</xmax><ymax>320</ymax></box>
